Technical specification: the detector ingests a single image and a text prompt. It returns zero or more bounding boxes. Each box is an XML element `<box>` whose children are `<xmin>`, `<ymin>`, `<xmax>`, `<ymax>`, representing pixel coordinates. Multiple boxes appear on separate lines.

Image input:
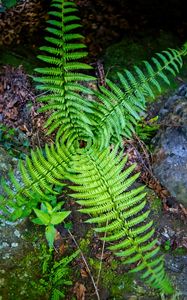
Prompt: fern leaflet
<box><xmin>91</xmin><ymin>47</ymin><xmax>185</xmax><ymax>148</ymax></box>
<box><xmin>34</xmin><ymin>0</ymin><xmax>96</xmax><ymax>142</ymax></box>
<box><xmin>68</xmin><ymin>146</ymin><xmax>173</xmax><ymax>294</ymax></box>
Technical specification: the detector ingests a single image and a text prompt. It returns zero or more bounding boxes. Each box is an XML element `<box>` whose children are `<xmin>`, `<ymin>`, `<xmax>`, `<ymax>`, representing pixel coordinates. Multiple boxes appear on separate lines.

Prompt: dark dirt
<box><xmin>0</xmin><ymin>65</ymin><xmax>53</xmax><ymax>148</ymax></box>
<box><xmin>0</xmin><ymin>0</ymin><xmax>186</xmax><ymax>63</ymax></box>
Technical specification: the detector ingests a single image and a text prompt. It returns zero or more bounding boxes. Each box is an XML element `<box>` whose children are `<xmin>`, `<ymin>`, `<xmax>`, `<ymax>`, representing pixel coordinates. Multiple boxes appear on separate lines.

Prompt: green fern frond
<box><xmin>1</xmin><ymin>141</ymin><xmax>74</xmax><ymax>219</ymax></box>
<box><xmin>68</xmin><ymin>146</ymin><xmax>173</xmax><ymax>294</ymax></box>
<box><xmin>34</xmin><ymin>0</ymin><xmax>96</xmax><ymax>142</ymax></box>
<box><xmin>92</xmin><ymin>47</ymin><xmax>185</xmax><ymax>148</ymax></box>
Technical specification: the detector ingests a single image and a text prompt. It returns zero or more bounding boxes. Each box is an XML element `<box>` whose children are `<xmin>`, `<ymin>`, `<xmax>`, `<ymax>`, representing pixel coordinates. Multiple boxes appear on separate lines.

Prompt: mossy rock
<box><xmin>0</xmin><ymin>46</ymin><xmax>40</xmax><ymax>74</ymax></box>
<box><xmin>103</xmin><ymin>31</ymin><xmax>181</xmax><ymax>82</ymax></box>
<box><xmin>0</xmin><ymin>218</ymin><xmax>49</xmax><ymax>300</ymax></box>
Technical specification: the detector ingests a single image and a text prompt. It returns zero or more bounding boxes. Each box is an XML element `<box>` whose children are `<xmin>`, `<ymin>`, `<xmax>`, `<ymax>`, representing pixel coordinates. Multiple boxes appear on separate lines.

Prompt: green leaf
<box><xmin>32</xmin><ymin>218</ymin><xmax>44</xmax><ymax>225</ymax></box>
<box><xmin>52</xmin><ymin>201</ymin><xmax>65</xmax><ymax>212</ymax></box>
<box><xmin>51</xmin><ymin>211</ymin><xmax>71</xmax><ymax>225</ymax></box>
<box><xmin>45</xmin><ymin>224</ymin><xmax>56</xmax><ymax>248</ymax></box>
<box><xmin>12</xmin><ymin>208</ymin><xmax>23</xmax><ymax>220</ymax></box>
<box><xmin>33</xmin><ymin>208</ymin><xmax>51</xmax><ymax>225</ymax></box>
<box><xmin>2</xmin><ymin>0</ymin><xmax>16</xmax><ymax>8</ymax></box>
<box><xmin>64</xmin><ymin>221</ymin><xmax>73</xmax><ymax>230</ymax></box>
<box><xmin>43</xmin><ymin>202</ymin><xmax>53</xmax><ymax>214</ymax></box>
<box><xmin>21</xmin><ymin>208</ymin><xmax>32</xmax><ymax>218</ymax></box>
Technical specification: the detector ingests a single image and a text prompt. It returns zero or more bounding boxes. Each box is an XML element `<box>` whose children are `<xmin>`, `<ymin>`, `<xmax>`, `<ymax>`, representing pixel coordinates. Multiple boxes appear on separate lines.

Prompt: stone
<box><xmin>103</xmin><ymin>32</ymin><xmax>180</xmax><ymax>82</ymax></box>
<box><xmin>165</xmin><ymin>254</ymin><xmax>187</xmax><ymax>298</ymax></box>
<box><xmin>0</xmin><ymin>147</ymin><xmax>48</xmax><ymax>299</ymax></box>
<box><xmin>0</xmin><ymin>146</ymin><xmax>17</xmax><ymax>178</ymax></box>
<box><xmin>152</xmin><ymin>85</ymin><xmax>187</xmax><ymax>207</ymax></box>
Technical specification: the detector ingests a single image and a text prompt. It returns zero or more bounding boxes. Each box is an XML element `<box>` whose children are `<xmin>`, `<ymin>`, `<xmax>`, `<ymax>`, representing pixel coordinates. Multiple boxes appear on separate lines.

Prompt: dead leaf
<box><xmin>95</xmin><ymin>252</ymin><xmax>109</xmax><ymax>260</ymax></box>
<box><xmin>54</xmin><ymin>231</ymin><xmax>66</xmax><ymax>256</ymax></box>
<box><xmin>80</xmin><ymin>268</ymin><xmax>88</xmax><ymax>278</ymax></box>
<box><xmin>73</xmin><ymin>282</ymin><xmax>86</xmax><ymax>300</ymax></box>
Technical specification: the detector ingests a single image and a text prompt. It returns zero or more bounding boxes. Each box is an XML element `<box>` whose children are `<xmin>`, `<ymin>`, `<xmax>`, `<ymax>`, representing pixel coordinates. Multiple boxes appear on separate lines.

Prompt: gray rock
<box><xmin>152</xmin><ymin>85</ymin><xmax>187</xmax><ymax>207</ymax></box>
<box><xmin>0</xmin><ymin>146</ymin><xmax>17</xmax><ymax>178</ymax></box>
<box><xmin>0</xmin><ymin>148</ymin><xmax>47</xmax><ymax>299</ymax></box>
<box><xmin>166</xmin><ymin>255</ymin><xmax>187</xmax><ymax>298</ymax></box>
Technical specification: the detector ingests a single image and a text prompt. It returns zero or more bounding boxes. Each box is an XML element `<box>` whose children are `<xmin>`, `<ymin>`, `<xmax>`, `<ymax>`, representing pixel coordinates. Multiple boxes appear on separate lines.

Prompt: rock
<box><xmin>103</xmin><ymin>32</ymin><xmax>180</xmax><ymax>82</ymax></box>
<box><xmin>0</xmin><ymin>146</ymin><xmax>17</xmax><ymax>178</ymax></box>
<box><xmin>0</xmin><ymin>147</ymin><xmax>48</xmax><ymax>299</ymax></box>
<box><xmin>165</xmin><ymin>255</ymin><xmax>187</xmax><ymax>298</ymax></box>
<box><xmin>152</xmin><ymin>85</ymin><xmax>187</xmax><ymax>207</ymax></box>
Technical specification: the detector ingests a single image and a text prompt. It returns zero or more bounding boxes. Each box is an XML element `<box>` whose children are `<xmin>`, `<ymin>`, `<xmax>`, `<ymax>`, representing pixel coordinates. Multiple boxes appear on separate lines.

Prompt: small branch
<box><xmin>68</xmin><ymin>229</ymin><xmax>101</xmax><ymax>300</ymax></box>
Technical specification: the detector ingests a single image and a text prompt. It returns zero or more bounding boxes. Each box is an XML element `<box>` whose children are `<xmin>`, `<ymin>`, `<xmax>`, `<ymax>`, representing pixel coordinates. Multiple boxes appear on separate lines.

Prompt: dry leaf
<box><xmin>80</xmin><ymin>268</ymin><xmax>88</xmax><ymax>278</ymax></box>
<box><xmin>73</xmin><ymin>282</ymin><xmax>86</xmax><ymax>300</ymax></box>
<box><xmin>54</xmin><ymin>231</ymin><xmax>66</xmax><ymax>255</ymax></box>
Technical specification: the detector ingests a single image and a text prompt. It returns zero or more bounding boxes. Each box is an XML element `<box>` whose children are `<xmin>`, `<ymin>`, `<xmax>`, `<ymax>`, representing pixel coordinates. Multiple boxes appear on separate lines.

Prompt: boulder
<box><xmin>0</xmin><ymin>147</ymin><xmax>48</xmax><ymax>299</ymax></box>
<box><xmin>152</xmin><ymin>84</ymin><xmax>187</xmax><ymax>207</ymax></box>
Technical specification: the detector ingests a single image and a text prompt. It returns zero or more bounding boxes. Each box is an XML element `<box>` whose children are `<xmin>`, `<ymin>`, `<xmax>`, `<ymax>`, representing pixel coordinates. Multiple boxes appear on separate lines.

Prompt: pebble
<box><xmin>3</xmin><ymin>253</ymin><xmax>10</xmax><ymax>259</ymax></box>
<box><xmin>1</xmin><ymin>242</ymin><xmax>9</xmax><ymax>248</ymax></box>
<box><xmin>14</xmin><ymin>229</ymin><xmax>21</xmax><ymax>238</ymax></box>
<box><xmin>11</xmin><ymin>242</ymin><xmax>19</xmax><ymax>248</ymax></box>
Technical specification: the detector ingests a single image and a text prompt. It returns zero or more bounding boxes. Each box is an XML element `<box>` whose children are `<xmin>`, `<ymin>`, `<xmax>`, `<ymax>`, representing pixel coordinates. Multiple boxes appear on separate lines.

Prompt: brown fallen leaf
<box><xmin>54</xmin><ymin>231</ymin><xmax>66</xmax><ymax>256</ymax></box>
<box><xmin>80</xmin><ymin>268</ymin><xmax>88</xmax><ymax>278</ymax></box>
<box><xmin>95</xmin><ymin>252</ymin><xmax>109</xmax><ymax>260</ymax></box>
<box><xmin>73</xmin><ymin>282</ymin><xmax>86</xmax><ymax>300</ymax></box>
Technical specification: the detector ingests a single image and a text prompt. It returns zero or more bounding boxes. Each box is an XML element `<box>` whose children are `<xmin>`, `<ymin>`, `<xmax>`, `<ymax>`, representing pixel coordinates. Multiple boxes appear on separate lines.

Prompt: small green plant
<box><xmin>0</xmin><ymin>0</ymin><xmax>17</xmax><ymax>11</ymax></box>
<box><xmin>32</xmin><ymin>244</ymin><xmax>80</xmax><ymax>299</ymax></box>
<box><xmin>0</xmin><ymin>124</ymin><xmax>30</xmax><ymax>158</ymax></box>
<box><xmin>1</xmin><ymin>0</ymin><xmax>187</xmax><ymax>295</ymax></box>
<box><xmin>33</xmin><ymin>201</ymin><xmax>70</xmax><ymax>248</ymax></box>
<box><xmin>135</xmin><ymin>116</ymin><xmax>159</xmax><ymax>143</ymax></box>
<box><xmin>49</xmin><ymin>250</ymin><xmax>80</xmax><ymax>299</ymax></box>
<box><xmin>163</xmin><ymin>240</ymin><xmax>171</xmax><ymax>252</ymax></box>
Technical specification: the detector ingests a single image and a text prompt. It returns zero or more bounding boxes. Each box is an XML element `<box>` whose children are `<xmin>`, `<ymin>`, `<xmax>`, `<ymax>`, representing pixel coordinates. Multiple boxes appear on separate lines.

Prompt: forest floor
<box><xmin>0</xmin><ymin>62</ymin><xmax>187</xmax><ymax>299</ymax></box>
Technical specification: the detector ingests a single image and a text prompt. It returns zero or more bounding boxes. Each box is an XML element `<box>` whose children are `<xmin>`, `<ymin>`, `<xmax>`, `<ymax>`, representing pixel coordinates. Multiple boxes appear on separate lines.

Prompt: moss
<box><xmin>88</xmin><ymin>255</ymin><xmax>134</xmax><ymax>298</ymax></box>
<box><xmin>104</xmin><ymin>32</ymin><xmax>180</xmax><ymax>78</ymax></box>
<box><xmin>146</xmin><ymin>188</ymin><xmax>162</xmax><ymax>212</ymax></box>
<box><xmin>0</xmin><ymin>244</ymin><xmax>49</xmax><ymax>300</ymax></box>
<box><xmin>0</xmin><ymin>219</ymin><xmax>49</xmax><ymax>300</ymax></box>
<box><xmin>101</xmin><ymin>267</ymin><xmax>134</xmax><ymax>299</ymax></box>
<box><xmin>79</xmin><ymin>229</ymin><xmax>93</xmax><ymax>255</ymax></box>
<box><xmin>0</xmin><ymin>46</ymin><xmax>39</xmax><ymax>74</ymax></box>
<box><xmin>79</xmin><ymin>230</ymin><xmax>135</xmax><ymax>298</ymax></box>
<box><xmin>151</xmin><ymin>197</ymin><xmax>162</xmax><ymax>214</ymax></box>
<box><xmin>103</xmin><ymin>32</ymin><xmax>187</xmax><ymax>99</ymax></box>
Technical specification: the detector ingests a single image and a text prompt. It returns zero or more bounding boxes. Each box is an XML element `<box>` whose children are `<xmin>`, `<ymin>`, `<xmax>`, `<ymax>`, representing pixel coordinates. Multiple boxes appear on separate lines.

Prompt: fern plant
<box><xmin>32</xmin><ymin>246</ymin><xmax>80</xmax><ymax>300</ymax></box>
<box><xmin>1</xmin><ymin>0</ymin><xmax>187</xmax><ymax>295</ymax></box>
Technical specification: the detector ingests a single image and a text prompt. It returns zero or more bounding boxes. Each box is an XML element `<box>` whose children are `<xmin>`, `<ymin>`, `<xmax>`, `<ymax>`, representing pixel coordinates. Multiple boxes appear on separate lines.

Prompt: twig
<box><xmin>68</xmin><ymin>229</ymin><xmax>101</xmax><ymax>300</ymax></box>
<box><xmin>133</xmin><ymin>133</ymin><xmax>152</xmax><ymax>171</ymax></box>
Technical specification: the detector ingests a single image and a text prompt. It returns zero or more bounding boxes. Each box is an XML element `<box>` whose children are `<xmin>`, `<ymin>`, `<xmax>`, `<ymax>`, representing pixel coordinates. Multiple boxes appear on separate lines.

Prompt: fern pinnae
<box><xmin>93</xmin><ymin>47</ymin><xmax>185</xmax><ymax>147</ymax></box>
<box><xmin>68</xmin><ymin>146</ymin><xmax>173</xmax><ymax>293</ymax></box>
<box><xmin>34</xmin><ymin>0</ymin><xmax>96</xmax><ymax>142</ymax></box>
<box><xmin>1</xmin><ymin>142</ymin><xmax>75</xmax><ymax>219</ymax></box>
